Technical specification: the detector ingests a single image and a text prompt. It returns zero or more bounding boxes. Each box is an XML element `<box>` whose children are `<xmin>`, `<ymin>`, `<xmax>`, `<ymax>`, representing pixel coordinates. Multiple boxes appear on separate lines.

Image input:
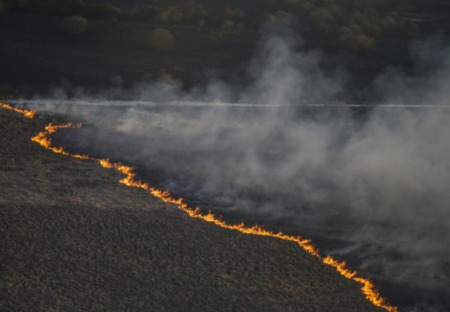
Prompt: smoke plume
<box><xmin>17</xmin><ymin>30</ymin><xmax>450</xmax><ymax>312</ymax></box>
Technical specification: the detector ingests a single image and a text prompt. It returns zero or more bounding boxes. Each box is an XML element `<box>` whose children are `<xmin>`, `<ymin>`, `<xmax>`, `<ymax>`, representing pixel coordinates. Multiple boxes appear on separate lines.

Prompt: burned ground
<box><xmin>0</xmin><ymin>108</ymin><xmax>386</xmax><ymax>310</ymax></box>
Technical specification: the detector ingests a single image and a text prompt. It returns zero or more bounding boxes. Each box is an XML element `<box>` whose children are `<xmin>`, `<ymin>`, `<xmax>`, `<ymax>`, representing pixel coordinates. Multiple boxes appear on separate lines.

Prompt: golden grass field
<box><xmin>0</xmin><ymin>107</ymin><xmax>385</xmax><ymax>311</ymax></box>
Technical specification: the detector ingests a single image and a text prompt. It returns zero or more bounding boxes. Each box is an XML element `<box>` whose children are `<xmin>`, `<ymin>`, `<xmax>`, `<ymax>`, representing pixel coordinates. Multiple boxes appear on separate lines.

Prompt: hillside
<box><xmin>0</xmin><ymin>107</ymin><xmax>388</xmax><ymax>311</ymax></box>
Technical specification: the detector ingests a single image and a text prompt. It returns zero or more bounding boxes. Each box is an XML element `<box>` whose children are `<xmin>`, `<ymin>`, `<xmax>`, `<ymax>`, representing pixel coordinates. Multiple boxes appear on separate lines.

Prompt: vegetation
<box><xmin>267</xmin><ymin>0</ymin><xmax>425</xmax><ymax>50</ymax></box>
<box><xmin>58</xmin><ymin>15</ymin><xmax>89</xmax><ymax>35</ymax></box>
<box><xmin>147</xmin><ymin>28</ymin><xmax>174</xmax><ymax>51</ymax></box>
<box><xmin>263</xmin><ymin>10</ymin><xmax>293</xmax><ymax>27</ymax></box>
<box><xmin>1</xmin><ymin>0</ymin><xmax>437</xmax><ymax>51</ymax></box>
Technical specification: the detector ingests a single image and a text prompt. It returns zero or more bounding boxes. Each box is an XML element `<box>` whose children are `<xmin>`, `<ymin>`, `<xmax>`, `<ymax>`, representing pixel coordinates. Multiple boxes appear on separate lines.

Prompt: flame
<box><xmin>322</xmin><ymin>257</ymin><xmax>397</xmax><ymax>311</ymax></box>
<box><xmin>31</xmin><ymin>122</ymin><xmax>89</xmax><ymax>160</ymax></box>
<box><xmin>0</xmin><ymin>101</ymin><xmax>36</xmax><ymax>118</ymax></box>
<box><xmin>1</xmin><ymin>103</ymin><xmax>398</xmax><ymax>312</ymax></box>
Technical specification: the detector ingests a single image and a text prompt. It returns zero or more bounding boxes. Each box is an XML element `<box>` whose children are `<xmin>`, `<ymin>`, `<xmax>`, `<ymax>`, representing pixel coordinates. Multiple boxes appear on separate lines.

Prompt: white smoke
<box><xmin>14</xmin><ymin>30</ymin><xmax>450</xmax><ymax>311</ymax></box>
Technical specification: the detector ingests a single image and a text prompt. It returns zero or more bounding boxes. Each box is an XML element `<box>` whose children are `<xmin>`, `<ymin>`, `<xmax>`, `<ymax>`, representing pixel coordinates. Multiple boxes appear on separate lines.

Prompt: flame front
<box><xmin>31</xmin><ymin>122</ymin><xmax>89</xmax><ymax>160</ymax></box>
<box><xmin>1</xmin><ymin>103</ymin><xmax>398</xmax><ymax>312</ymax></box>
<box><xmin>1</xmin><ymin>102</ymin><xmax>36</xmax><ymax>118</ymax></box>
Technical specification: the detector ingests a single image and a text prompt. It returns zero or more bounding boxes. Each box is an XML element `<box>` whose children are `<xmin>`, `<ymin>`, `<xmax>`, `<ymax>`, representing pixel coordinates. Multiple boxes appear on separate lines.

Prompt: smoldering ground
<box><xmin>15</xmin><ymin>32</ymin><xmax>450</xmax><ymax>311</ymax></box>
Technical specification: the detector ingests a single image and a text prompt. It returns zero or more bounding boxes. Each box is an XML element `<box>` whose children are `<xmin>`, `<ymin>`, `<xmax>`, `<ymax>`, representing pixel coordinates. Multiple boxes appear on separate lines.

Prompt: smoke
<box><xmin>17</xmin><ymin>30</ymin><xmax>450</xmax><ymax>311</ymax></box>
<box><xmin>33</xmin><ymin>27</ymin><xmax>346</xmax><ymax>105</ymax></box>
<box><xmin>374</xmin><ymin>35</ymin><xmax>450</xmax><ymax>105</ymax></box>
<box><xmin>238</xmin><ymin>30</ymin><xmax>346</xmax><ymax>104</ymax></box>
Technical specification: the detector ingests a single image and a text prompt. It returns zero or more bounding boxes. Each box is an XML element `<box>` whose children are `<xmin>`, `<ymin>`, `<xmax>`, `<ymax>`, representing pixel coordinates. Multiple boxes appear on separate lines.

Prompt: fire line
<box><xmin>1</xmin><ymin>102</ymin><xmax>398</xmax><ymax>312</ymax></box>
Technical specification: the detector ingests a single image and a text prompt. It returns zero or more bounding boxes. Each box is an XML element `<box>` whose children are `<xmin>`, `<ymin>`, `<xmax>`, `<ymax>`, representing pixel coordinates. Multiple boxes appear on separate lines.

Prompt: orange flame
<box><xmin>31</xmin><ymin>122</ymin><xmax>90</xmax><ymax>160</ymax></box>
<box><xmin>323</xmin><ymin>257</ymin><xmax>397</xmax><ymax>311</ymax></box>
<box><xmin>1</xmin><ymin>103</ymin><xmax>398</xmax><ymax>312</ymax></box>
<box><xmin>0</xmin><ymin>101</ymin><xmax>36</xmax><ymax>118</ymax></box>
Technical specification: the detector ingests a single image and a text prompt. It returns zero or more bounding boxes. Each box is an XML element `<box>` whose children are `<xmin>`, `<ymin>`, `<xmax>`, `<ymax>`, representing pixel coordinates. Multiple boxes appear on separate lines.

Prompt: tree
<box><xmin>336</xmin><ymin>26</ymin><xmax>374</xmax><ymax>52</ymax></box>
<box><xmin>156</xmin><ymin>6</ymin><xmax>183</xmax><ymax>24</ymax></box>
<box><xmin>147</xmin><ymin>28</ymin><xmax>175</xmax><ymax>51</ymax></box>
<box><xmin>223</xmin><ymin>7</ymin><xmax>245</xmax><ymax>20</ymax></box>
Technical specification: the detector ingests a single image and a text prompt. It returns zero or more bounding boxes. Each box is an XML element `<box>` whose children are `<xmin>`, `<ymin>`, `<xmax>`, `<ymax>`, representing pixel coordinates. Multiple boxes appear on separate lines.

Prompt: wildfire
<box><xmin>0</xmin><ymin>102</ymin><xmax>36</xmax><ymax>118</ymax></box>
<box><xmin>1</xmin><ymin>103</ymin><xmax>398</xmax><ymax>312</ymax></box>
<box><xmin>31</xmin><ymin>122</ymin><xmax>90</xmax><ymax>160</ymax></box>
<box><xmin>322</xmin><ymin>257</ymin><xmax>397</xmax><ymax>311</ymax></box>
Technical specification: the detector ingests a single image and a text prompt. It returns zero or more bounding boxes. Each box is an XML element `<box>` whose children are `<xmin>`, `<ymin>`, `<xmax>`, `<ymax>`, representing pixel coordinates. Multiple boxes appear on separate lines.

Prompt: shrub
<box><xmin>354</xmin><ymin>33</ymin><xmax>375</xmax><ymax>51</ymax></box>
<box><xmin>221</xmin><ymin>20</ymin><xmax>234</xmax><ymax>32</ymax></box>
<box><xmin>263</xmin><ymin>11</ymin><xmax>293</xmax><ymax>27</ymax></box>
<box><xmin>183</xmin><ymin>0</ymin><xmax>208</xmax><ymax>23</ymax></box>
<box><xmin>311</xmin><ymin>8</ymin><xmax>333</xmax><ymax>25</ymax></box>
<box><xmin>336</xmin><ymin>26</ymin><xmax>374</xmax><ymax>52</ymax></box>
<box><xmin>58</xmin><ymin>15</ymin><xmax>89</xmax><ymax>35</ymax></box>
<box><xmin>156</xmin><ymin>6</ymin><xmax>183</xmax><ymax>24</ymax></box>
<box><xmin>147</xmin><ymin>28</ymin><xmax>174</xmax><ymax>51</ymax></box>
<box><xmin>223</xmin><ymin>7</ymin><xmax>245</xmax><ymax>20</ymax></box>
<box><xmin>198</xmin><ymin>19</ymin><xmax>206</xmax><ymax>28</ymax></box>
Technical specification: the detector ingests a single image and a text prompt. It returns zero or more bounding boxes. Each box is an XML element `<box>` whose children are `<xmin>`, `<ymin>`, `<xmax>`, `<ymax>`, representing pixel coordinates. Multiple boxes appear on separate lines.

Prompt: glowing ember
<box><xmin>1</xmin><ymin>103</ymin><xmax>398</xmax><ymax>312</ymax></box>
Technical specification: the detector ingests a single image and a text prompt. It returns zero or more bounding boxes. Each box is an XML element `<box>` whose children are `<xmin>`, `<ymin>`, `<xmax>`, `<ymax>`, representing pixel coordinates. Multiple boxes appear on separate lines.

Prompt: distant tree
<box><xmin>296</xmin><ymin>0</ymin><xmax>314</xmax><ymax>12</ymax></box>
<box><xmin>156</xmin><ymin>6</ymin><xmax>183</xmax><ymax>24</ymax></box>
<box><xmin>354</xmin><ymin>33</ymin><xmax>375</xmax><ymax>51</ymax></box>
<box><xmin>361</xmin><ymin>21</ymin><xmax>382</xmax><ymax>37</ymax></box>
<box><xmin>223</xmin><ymin>7</ymin><xmax>245</xmax><ymax>20</ymax></box>
<box><xmin>263</xmin><ymin>10</ymin><xmax>293</xmax><ymax>27</ymax></box>
<box><xmin>221</xmin><ymin>19</ymin><xmax>234</xmax><ymax>32</ymax></box>
<box><xmin>147</xmin><ymin>28</ymin><xmax>174</xmax><ymax>51</ymax></box>
<box><xmin>58</xmin><ymin>15</ymin><xmax>89</xmax><ymax>35</ymax></box>
<box><xmin>311</xmin><ymin>8</ymin><xmax>334</xmax><ymax>25</ymax></box>
<box><xmin>197</xmin><ymin>19</ymin><xmax>206</xmax><ymax>28</ymax></box>
<box><xmin>381</xmin><ymin>16</ymin><xmax>397</xmax><ymax>32</ymax></box>
<box><xmin>336</xmin><ymin>26</ymin><xmax>374</xmax><ymax>52</ymax></box>
<box><xmin>183</xmin><ymin>0</ymin><xmax>208</xmax><ymax>24</ymax></box>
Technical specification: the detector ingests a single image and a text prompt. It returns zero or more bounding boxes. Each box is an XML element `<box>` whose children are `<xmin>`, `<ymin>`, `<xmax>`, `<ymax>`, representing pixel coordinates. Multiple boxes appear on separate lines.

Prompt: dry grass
<box><xmin>0</xmin><ymin>108</ymin><xmax>384</xmax><ymax>311</ymax></box>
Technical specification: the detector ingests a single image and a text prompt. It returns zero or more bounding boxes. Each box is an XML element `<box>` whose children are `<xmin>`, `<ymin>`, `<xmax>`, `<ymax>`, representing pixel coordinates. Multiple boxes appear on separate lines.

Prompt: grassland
<box><xmin>0</xmin><ymin>108</ymin><xmax>387</xmax><ymax>311</ymax></box>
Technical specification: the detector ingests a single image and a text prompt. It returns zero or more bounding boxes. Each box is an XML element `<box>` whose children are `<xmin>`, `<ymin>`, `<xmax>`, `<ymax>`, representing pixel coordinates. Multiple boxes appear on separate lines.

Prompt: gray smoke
<box><xmin>374</xmin><ymin>35</ymin><xmax>450</xmax><ymax>105</ymax></box>
<box><xmin>16</xmin><ymin>31</ymin><xmax>450</xmax><ymax>312</ymax></box>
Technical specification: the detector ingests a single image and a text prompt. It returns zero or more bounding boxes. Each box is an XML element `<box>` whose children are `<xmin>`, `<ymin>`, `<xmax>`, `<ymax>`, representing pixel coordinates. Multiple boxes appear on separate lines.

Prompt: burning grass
<box><xmin>0</xmin><ymin>103</ymin><xmax>391</xmax><ymax>311</ymax></box>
